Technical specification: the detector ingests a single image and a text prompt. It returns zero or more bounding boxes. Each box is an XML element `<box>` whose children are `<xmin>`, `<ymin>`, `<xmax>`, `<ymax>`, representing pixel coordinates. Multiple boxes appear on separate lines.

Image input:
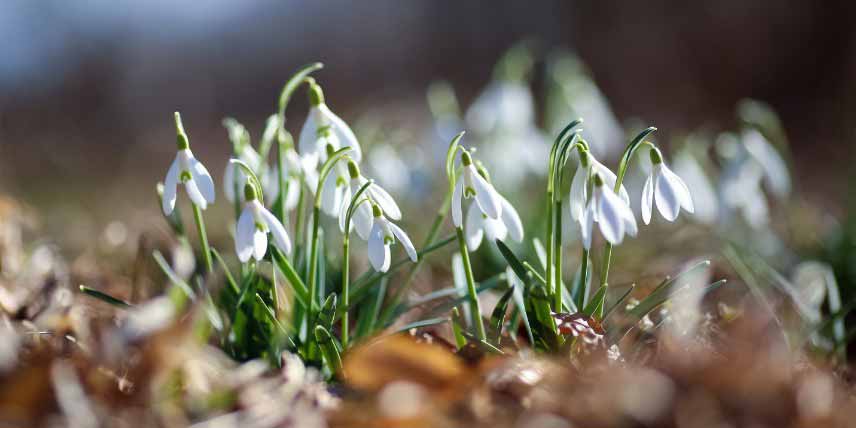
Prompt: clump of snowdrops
<box><xmin>88</xmin><ymin>62</ymin><xmax>733</xmax><ymax>376</ymax></box>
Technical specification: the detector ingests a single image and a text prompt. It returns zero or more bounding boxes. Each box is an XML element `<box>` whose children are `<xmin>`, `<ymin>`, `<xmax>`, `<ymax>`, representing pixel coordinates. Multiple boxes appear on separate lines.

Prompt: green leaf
<box><xmin>387</xmin><ymin>318</ymin><xmax>449</xmax><ymax>336</ymax></box>
<box><xmin>314</xmin><ymin>325</ymin><xmax>342</xmax><ymax>374</ymax></box>
<box><xmin>78</xmin><ymin>285</ymin><xmax>131</xmax><ymax>308</ymax></box>
<box><xmin>582</xmin><ymin>285</ymin><xmax>607</xmax><ymax>316</ymax></box>
<box><xmin>317</xmin><ymin>293</ymin><xmax>338</xmax><ymax>333</ymax></box>
<box><xmin>354</xmin><ymin>277</ymin><xmax>388</xmax><ymax>340</ymax></box>
<box><xmin>271</xmin><ymin>247</ymin><xmax>310</xmax><ymax>310</ymax></box>
<box><xmin>153</xmin><ymin>250</ymin><xmax>195</xmax><ymax>308</ymax></box>
<box><xmin>450</xmin><ymin>307</ymin><xmax>467</xmax><ymax>350</ymax></box>
<box><xmin>489</xmin><ymin>287</ymin><xmax>515</xmax><ymax>343</ymax></box>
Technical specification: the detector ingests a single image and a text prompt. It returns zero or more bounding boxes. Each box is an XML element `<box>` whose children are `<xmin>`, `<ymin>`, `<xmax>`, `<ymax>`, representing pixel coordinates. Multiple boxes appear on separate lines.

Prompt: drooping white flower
<box><xmin>262</xmin><ymin>147</ymin><xmax>303</xmax><ymax>211</ymax></box>
<box><xmin>464</xmin><ymin>193</ymin><xmax>523</xmax><ymax>251</ymax></box>
<box><xmin>451</xmin><ymin>151</ymin><xmax>502</xmax><ymax>228</ymax></box>
<box><xmin>367</xmin><ymin>204</ymin><xmax>417</xmax><ymax>272</ymax></box>
<box><xmin>234</xmin><ymin>184</ymin><xmax>292</xmax><ymax>262</ymax></box>
<box><xmin>742</xmin><ymin>129</ymin><xmax>790</xmax><ymax>199</ymax></box>
<box><xmin>338</xmin><ymin>160</ymin><xmax>401</xmax><ymax>240</ymax></box>
<box><xmin>223</xmin><ymin>143</ymin><xmax>262</xmax><ymax>203</ymax></box>
<box><xmin>579</xmin><ymin>173</ymin><xmax>637</xmax><ymax>249</ymax></box>
<box><xmin>297</xmin><ymin>81</ymin><xmax>362</xmax><ymax>171</ymax></box>
<box><xmin>641</xmin><ymin>147</ymin><xmax>694</xmax><ymax>224</ymax></box>
<box><xmin>568</xmin><ymin>148</ymin><xmax>630</xmax><ymax>222</ymax></box>
<box><xmin>672</xmin><ymin>149</ymin><xmax>717</xmax><ymax>224</ymax></box>
<box><xmin>162</xmin><ymin>113</ymin><xmax>215</xmax><ymax>215</ymax></box>
<box><xmin>465</xmin><ymin>80</ymin><xmax>535</xmax><ymax>135</ymax></box>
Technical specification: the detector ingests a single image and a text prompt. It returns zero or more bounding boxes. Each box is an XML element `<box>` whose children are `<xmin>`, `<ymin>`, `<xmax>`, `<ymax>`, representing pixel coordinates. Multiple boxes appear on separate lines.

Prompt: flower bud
<box><xmin>244</xmin><ymin>183</ymin><xmax>258</xmax><ymax>201</ymax></box>
<box><xmin>347</xmin><ymin>159</ymin><xmax>360</xmax><ymax>179</ymax></box>
<box><xmin>461</xmin><ymin>150</ymin><xmax>473</xmax><ymax>166</ymax></box>
<box><xmin>649</xmin><ymin>145</ymin><xmax>663</xmax><ymax>165</ymax></box>
<box><xmin>174</xmin><ymin>112</ymin><xmax>190</xmax><ymax>150</ymax></box>
<box><xmin>308</xmin><ymin>82</ymin><xmax>325</xmax><ymax>106</ymax></box>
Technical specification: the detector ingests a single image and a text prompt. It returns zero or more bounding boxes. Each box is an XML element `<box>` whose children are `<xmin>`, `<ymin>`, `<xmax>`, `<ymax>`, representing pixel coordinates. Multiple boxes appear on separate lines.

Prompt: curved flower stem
<box><xmin>191</xmin><ymin>203</ymin><xmax>214</xmax><ymax>274</ymax></box>
<box><xmin>597</xmin><ymin>127</ymin><xmax>657</xmax><ymax>317</ymax></box>
<box><xmin>295</xmin><ymin>186</ymin><xmax>306</xmax><ymax>254</ymax></box>
<box><xmin>307</xmin><ymin>206</ymin><xmax>322</xmax><ymax>313</ymax></box>
<box><xmin>275</xmin><ymin>131</ymin><xmax>289</xmax><ymax>223</ymax></box>
<box><xmin>341</xmin><ymin>235</ymin><xmax>350</xmax><ymax>348</ymax></box>
<box><xmin>378</xmin><ymin>188</ymin><xmax>452</xmax><ymax>325</ymax></box>
<box><xmin>456</xmin><ymin>226</ymin><xmax>487</xmax><ymax>341</ymax></box>
<box><xmin>553</xmin><ymin>199</ymin><xmax>563</xmax><ymax>310</ymax></box>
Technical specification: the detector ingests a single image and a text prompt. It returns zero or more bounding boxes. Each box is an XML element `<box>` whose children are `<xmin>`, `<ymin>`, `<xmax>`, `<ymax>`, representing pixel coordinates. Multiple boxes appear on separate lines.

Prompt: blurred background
<box><xmin>0</xmin><ymin>0</ymin><xmax>855</xmax><ymax>252</ymax></box>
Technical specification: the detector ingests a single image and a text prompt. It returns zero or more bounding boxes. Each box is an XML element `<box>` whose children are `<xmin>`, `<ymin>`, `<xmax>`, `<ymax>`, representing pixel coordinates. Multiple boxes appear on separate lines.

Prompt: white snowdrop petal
<box><xmin>580</xmin><ymin>203</ymin><xmax>594</xmax><ymax>250</ymax></box>
<box><xmin>465</xmin><ymin>205</ymin><xmax>485</xmax><ymax>251</ymax></box>
<box><xmin>369</xmin><ymin>184</ymin><xmax>402</xmax><ymax>220</ymax></box>
<box><xmin>641</xmin><ymin>174</ymin><xmax>654</xmax><ymax>225</ymax></box>
<box><xmin>662</xmin><ymin>164</ymin><xmax>694</xmax><ymax>214</ymax></box>
<box><xmin>253</xmin><ymin>228</ymin><xmax>268</xmax><ymax>261</ymax></box>
<box><xmin>258</xmin><ymin>205</ymin><xmax>292</xmax><ymax>255</ymax></box>
<box><xmin>298</xmin><ymin>108</ymin><xmax>319</xmax><ymax>168</ymax></box>
<box><xmin>596</xmin><ymin>188</ymin><xmax>626</xmax><ymax>245</ymax></box>
<box><xmin>389</xmin><ymin>223</ymin><xmax>417</xmax><ymax>262</ymax></box>
<box><xmin>320</xmin><ymin>173</ymin><xmax>343</xmax><ymax>216</ymax></box>
<box><xmin>654</xmin><ymin>170</ymin><xmax>681</xmax><ymax>222</ymax></box>
<box><xmin>593</xmin><ymin>160</ymin><xmax>630</xmax><ymax>205</ymax></box>
<box><xmin>744</xmin><ymin>130</ymin><xmax>790</xmax><ymax>198</ymax></box>
<box><xmin>223</xmin><ymin>162</ymin><xmax>237</xmax><ymax>202</ymax></box>
<box><xmin>320</xmin><ymin>105</ymin><xmax>362</xmax><ymax>163</ymax></box>
<box><xmin>162</xmin><ymin>157</ymin><xmax>180</xmax><ymax>215</ymax></box>
<box><xmin>368</xmin><ymin>223</ymin><xmax>389</xmax><ymax>272</ymax></box>
<box><xmin>469</xmin><ymin>166</ymin><xmax>502</xmax><ymax>219</ymax></box>
<box><xmin>353</xmin><ymin>204</ymin><xmax>374</xmax><ymax>240</ymax></box>
<box><xmin>623</xmin><ymin>204</ymin><xmax>638</xmax><ymax>237</ymax></box>
<box><xmin>184</xmin><ymin>179</ymin><xmax>208</xmax><ymax>210</ymax></box>
<box><xmin>190</xmin><ymin>157</ymin><xmax>216</xmax><ymax>204</ymax></box>
<box><xmin>568</xmin><ymin>165</ymin><xmax>588</xmax><ymax>220</ymax></box>
<box><xmin>499</xmin><ymin>196</ymin><xmax>524</xmax><ymax>242</ymax></box>
<box><xmin>483</xmin><ymin>217</ymin><xmax>508</xmax><ymax>243</ymax></box>
<box><xmin>284</xmin><ymin>177</ymin><xmax>301</xmax><ymax>211</ymax></box>
<box><xmin>235</xmin><ymin>208</ymin><xmax>255</xmax><ymax>262</ymax></box>
<box><xmin>452</xmin><ymin>180</ymin><xmax>464</xmax><ymax>227</ymax></box>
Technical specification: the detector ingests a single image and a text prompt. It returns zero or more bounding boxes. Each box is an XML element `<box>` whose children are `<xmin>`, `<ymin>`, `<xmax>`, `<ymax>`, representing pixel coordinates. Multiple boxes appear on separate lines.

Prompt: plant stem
<box><xmin>545</xmin><ymin>190</ymin><xmax>554</xmax><ymax>298</ymax></box>
<box><xmin>456</xmin><ymin>227</ymin><xmax>486</xmax><ymax>341</ymax></box>
<box><xmin>275</xmin><ymin>135</ymin><xmax>287</xmax><ymax>223</ymax></box>
<box><xmin>307</xmin><ymin>206</ymin><xmax>321</xmax><ymax>312</ymax></box>
<box><xmin>379</xmin><ymin>190</ymin><xmax>451</xmax><ymax>324</ymax></box>
<box><xmin>341</xmin><ymin>237</ymin><xmax>350</xmax><ymax>349</ymax></box>
<box><xmin>191</xmin><ymin>203</ymin><xmax>213</xmax><ymax>274</ymax></box>
<box><xmin>553</xmin><ymin>199</ymin><xmax>563</xmax><ymax>310</ymax></box>
<box><xmin>575</xmin><ymin>248</ymin><xmax>589</xmax><ymax>309</ymax></box>
<box><xmin>295</xmin><ymin>186</ymin><xmax>306</xmax><ymax>254</ymax></box>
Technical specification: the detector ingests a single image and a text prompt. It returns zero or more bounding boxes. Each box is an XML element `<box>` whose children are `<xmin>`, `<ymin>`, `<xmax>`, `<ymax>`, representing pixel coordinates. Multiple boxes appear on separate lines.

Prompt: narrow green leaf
<box><xmin>489</xmin><ymin>287</ymin><xmax>515</xmax><ymax>343</ymax></box>
<box><xmin>78</xmin><ymin>285</ymin><xmax>131</xmax><ymax>308</ymax></box>
<box><xmin>314</xmin><ymin>325</ymin><xmax>342</xmax><ymax>374</ymax></box>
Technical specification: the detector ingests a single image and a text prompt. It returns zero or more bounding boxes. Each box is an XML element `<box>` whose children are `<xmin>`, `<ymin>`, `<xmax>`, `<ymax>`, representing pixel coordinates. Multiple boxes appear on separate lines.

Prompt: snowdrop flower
<box><xmin>162</xmin><ymin>113</ymin><xmax>215</xmax><ymax>215</ymax></box>
<box><xmin>262</xmin><ymin>147</ymin><xmax>302</xmax><ymax>210</ymax></box>
<box><xmin>672</xmin><ymin>149</ymin><xmax>717</xmax><ymax>224</ymax></box>
<box><xmin>465</xmin><ymin>80</ymin><xmax>535</xmax><ymax>136</ymax></box>
<box><xmin>742</xmin><ymin>129</ymin><xmax>790</xmax><ymax>198</ymax></box>
<box><xmin>641</xmin><ymin>147</ymin><xmax>694</xmax><ymax>224</ymax></box>
<box><xmin>339</xmin><ymin>160</ymin><xmax>401</xmax><ymax>240</ymax></box>
<box><xmin>235</xmin><ymin>184</ymin><xmax>292</xmax><ymax>262</ymax></box>
<box><xmin>314</xmin><ymin>144</ymin><xmax>350</xmax><ymax>217</ymax></box>
<box><xmin>223</xmin><ymin>141</ymin><xmax>262</xmax><ymax>203</ymax></box>
<box><xmin>464</xmin><ymin>192</ymin><xmax>523</xmax><ymax>251</ymax></box>
<box><xmin>568</xmin><ymin>147</ymin><xmax>630</xmax><ymax>222</ymax></box>
<box><xmin>451</xmin><ymin>150</ymin><xmax>502</xmax><ymax>228</ymax></box>
<box><xmin>298</xmin><ymin>81</ymin><xmax>362</xmax><ymax>170</ymax></box>
<box><xmin>579</xmin><ymin>173</ymin><xmax>637</xmax><ymax>249</ymax></box>
<box><xmin>367</xmin><ymin>204</ymin><xmax>417</xmax><ymax>272</ymax></box>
